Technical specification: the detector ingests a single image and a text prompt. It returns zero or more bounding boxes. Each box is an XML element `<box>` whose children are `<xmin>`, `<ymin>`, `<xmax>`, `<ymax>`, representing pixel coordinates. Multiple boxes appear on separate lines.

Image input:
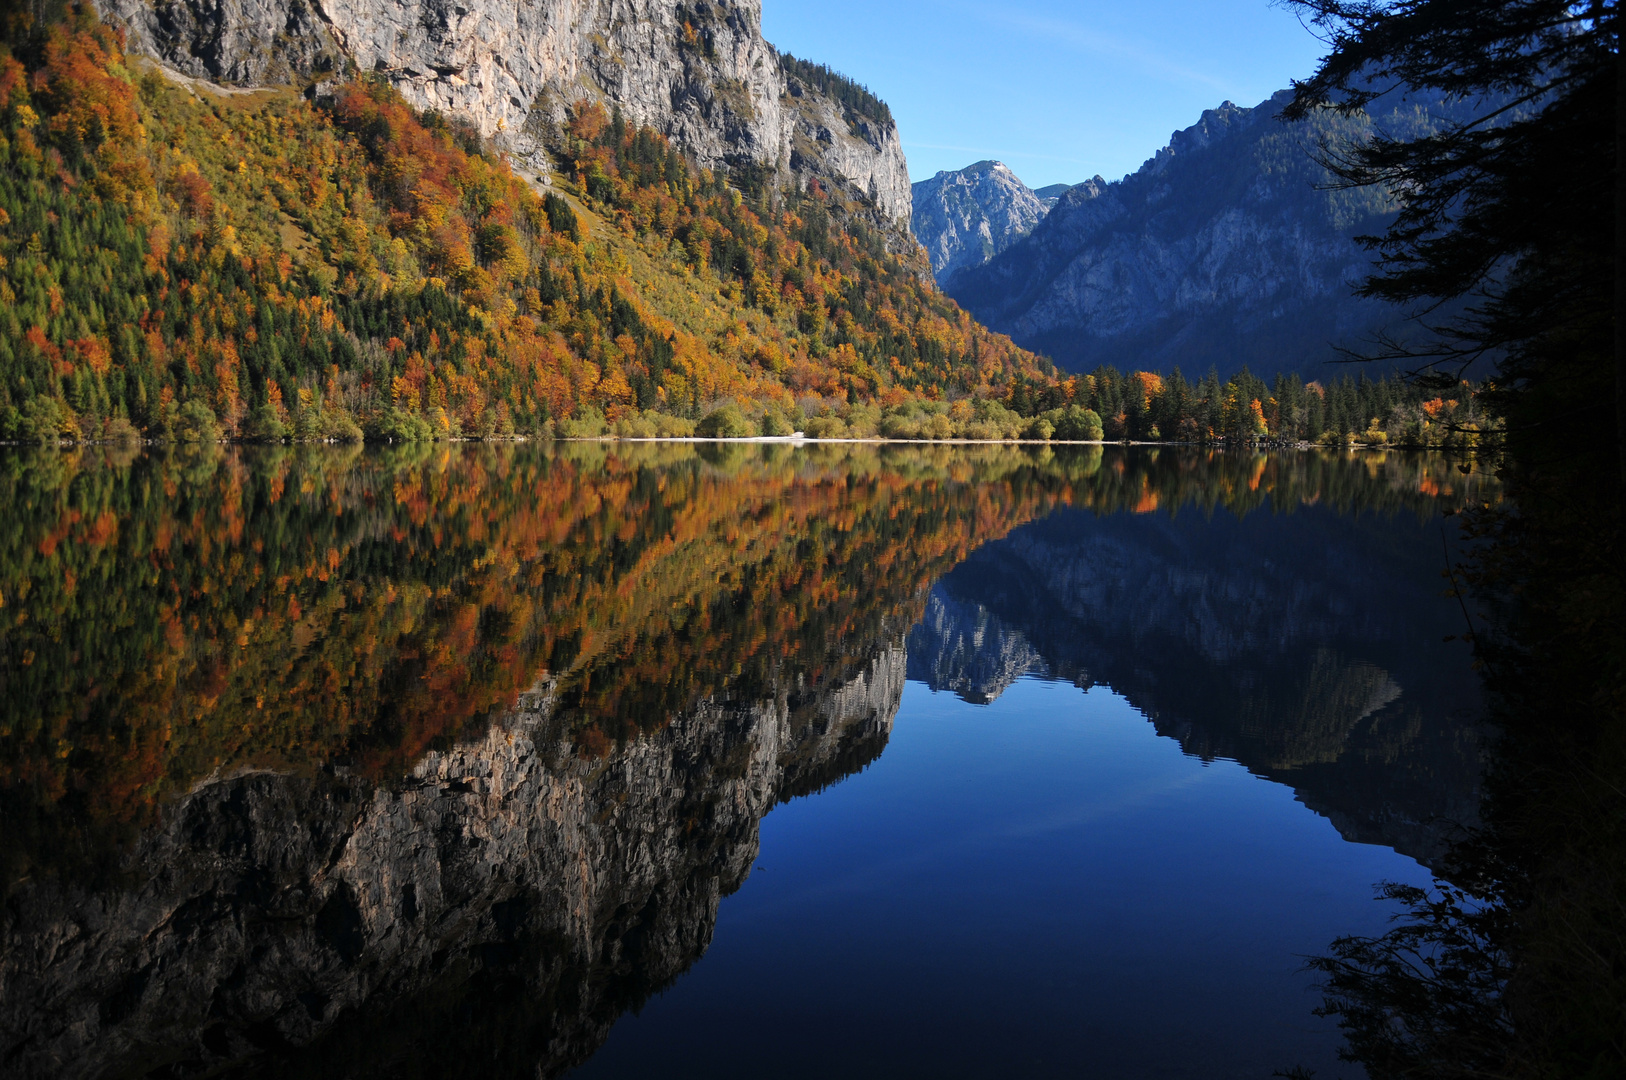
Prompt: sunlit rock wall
<box><xmin>98</xmin><ymin>0</ymin><xmax>914</xmax><ymax>226</ymax></box>
<box><xmin>911</xmin><ymin>161</ymin><xmax>1051</xmax><ymax>287</ymax></box>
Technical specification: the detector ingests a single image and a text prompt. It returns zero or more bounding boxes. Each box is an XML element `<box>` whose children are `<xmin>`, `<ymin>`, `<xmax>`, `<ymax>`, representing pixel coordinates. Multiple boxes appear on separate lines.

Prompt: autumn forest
<box><xmin>0</xmin><ymin>8</ymin><xmax>1490</xmax><ymax>449</ymax></box>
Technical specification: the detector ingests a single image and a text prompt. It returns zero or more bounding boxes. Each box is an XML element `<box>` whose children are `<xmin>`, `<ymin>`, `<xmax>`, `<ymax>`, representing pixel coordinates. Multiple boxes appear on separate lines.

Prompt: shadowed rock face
<box><xmin>95</xmin><ymin>0</ymin><xmax>913</xmax><ymax>226</ymax></box>
<box><xmin>946</xmin><ymin>93</ymin><xmax>1432</xmax><ymax>380</ymax></box>
<box><xmin>908</xmin><ymin>504</ymin><xmax>1486</xmax><ymax>867</ymax></box>
<box><xmin>0</xmin><ymin>648</ymin><xmax>904</xmax><ymax>1080</ymax></box>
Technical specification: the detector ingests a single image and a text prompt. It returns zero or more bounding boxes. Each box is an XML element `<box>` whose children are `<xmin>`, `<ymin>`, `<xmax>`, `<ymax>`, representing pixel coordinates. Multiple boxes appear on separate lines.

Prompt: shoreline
<box><xmin>0</xmin><ymin>436</ymin><xmax>1487</xmax><ymax>452</ymax></box>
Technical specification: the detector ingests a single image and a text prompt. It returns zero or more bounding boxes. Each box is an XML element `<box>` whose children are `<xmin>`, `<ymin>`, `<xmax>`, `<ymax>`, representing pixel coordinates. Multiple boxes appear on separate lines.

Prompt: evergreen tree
<box><xmin>1283</xmin><ymin>0</ymin><xmax>1619</xmax><ymax>478</ymax></box>
<box><xmin>1283</xmin><ymin>5</ymin><xmax>1626</xmax><ymax>1077</ymax></box>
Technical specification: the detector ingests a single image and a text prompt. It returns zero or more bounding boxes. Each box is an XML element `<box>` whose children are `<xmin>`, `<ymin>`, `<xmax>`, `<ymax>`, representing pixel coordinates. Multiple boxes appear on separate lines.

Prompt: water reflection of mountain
<box><xmin>907</xmin><ymin>503</ymin><xmax>1486</xmax><ymax>866</ymax></box>
<box><xmin>0</xmin><ymin>443</ymin><xmax>1065</xmax><ymax>1080</ymax></box>
<box><xmin>0</xmin><ymin>445</ymin><xmax>1494</xmax><ymax>1078</ymax></box>
<box><xmin>2</xmin><ymin>648</ymin><xmax>904</xmax><ymax>1080</ymax></box>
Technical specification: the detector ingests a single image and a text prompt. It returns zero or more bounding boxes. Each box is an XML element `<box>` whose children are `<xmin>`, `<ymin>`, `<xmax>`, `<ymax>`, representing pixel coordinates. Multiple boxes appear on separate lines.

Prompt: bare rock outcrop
<box><xmin>782</xmin><ymin>70</ymin><xmax>912</xmax><ymax>231</ymax></box>
<box><xmin>97</xmin><ymin>0</ymin><xmax>913</xmax><ymax>226</ymax></box>
<box><xmin>910</xmin><ymin>160</ymin><xmax>1052</xmax><ymax>288</ymax></box>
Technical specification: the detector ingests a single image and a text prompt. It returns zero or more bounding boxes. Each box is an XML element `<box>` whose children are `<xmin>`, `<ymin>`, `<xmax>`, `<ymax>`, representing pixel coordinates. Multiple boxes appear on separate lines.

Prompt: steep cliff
<box><xmin>97</xmin><ymin>0</ymin><xmax>913</xmax><ymax>226</ymax></box>
<box><xmin>948</xmin><ymin>92</ymin><xmax>1437</xmax><ymax>380</ymax></box>
<box><xmin>779</xmin><ymin>59</ymin><xmax>912</xmax><ymax>231</ymax></box>
<box><xmin>0</xmin><ymin>647</ymin><xmax>905</xmax><ymax>1080</ymax></box>
<box><xmin>910</xmin><ymin>160</ymin><xmax>1051</xmax><ymax>287</ymax></box>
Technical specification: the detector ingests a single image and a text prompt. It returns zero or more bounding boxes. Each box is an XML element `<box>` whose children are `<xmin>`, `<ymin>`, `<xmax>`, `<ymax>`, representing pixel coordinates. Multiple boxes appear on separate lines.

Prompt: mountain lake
<box><xmin>0</xmin><ymin>443</ymin><xmax>1499</xmax><ymax>1080</ymax></box>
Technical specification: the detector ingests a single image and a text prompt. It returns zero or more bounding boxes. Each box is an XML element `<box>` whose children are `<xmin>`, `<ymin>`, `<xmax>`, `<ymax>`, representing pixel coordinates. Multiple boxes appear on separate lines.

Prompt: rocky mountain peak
<box><xmin>960</xmin><ymin>160</ymin><xmax>1015</xmax><ymax>177</ymax></box>
<box><xmin>1052</xmin><ymin>175</ymin><xmax>1107</xmax><ymax>210</ymax></box>
<box><xmin>1145</xmin><ymin>95</ymin><xmax>1277</xmax><ymax>175</ymax></box>
<box><xmin>911</xmin><ymin>159</ymin><xmax>1058</xmax><ymax>288</ymax></box>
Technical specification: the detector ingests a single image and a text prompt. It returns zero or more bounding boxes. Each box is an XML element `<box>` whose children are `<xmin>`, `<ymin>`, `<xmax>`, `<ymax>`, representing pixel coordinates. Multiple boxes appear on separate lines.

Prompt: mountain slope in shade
<box><xmin>947</xmin><ymin>92</ymin><xmax>1433</xmax><ymax>381</ymax></box>
<box><xmin>911</xmin><ymin>161</ymin><xmax>1059</xmax><ymax>287</ymax></box>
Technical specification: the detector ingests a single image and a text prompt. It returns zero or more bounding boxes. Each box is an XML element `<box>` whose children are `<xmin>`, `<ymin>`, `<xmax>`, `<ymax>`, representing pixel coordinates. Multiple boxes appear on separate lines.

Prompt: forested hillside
<box><xmin>0</xmin><ymin>8</ymin><xmax>1051</xmax><ymax>444</ymax></box>
<box><xmin>0</xmin><ymin>7</ymin><xmax>1502</xmax><ymax>450</ymax></box>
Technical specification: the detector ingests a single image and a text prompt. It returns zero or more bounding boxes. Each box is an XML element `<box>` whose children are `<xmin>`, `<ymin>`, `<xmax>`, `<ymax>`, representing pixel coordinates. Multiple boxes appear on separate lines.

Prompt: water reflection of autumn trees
<box><xmin>0</xmin><ymin>444</ymin><xmax>1497</xmax><ymax>879</ymax></box>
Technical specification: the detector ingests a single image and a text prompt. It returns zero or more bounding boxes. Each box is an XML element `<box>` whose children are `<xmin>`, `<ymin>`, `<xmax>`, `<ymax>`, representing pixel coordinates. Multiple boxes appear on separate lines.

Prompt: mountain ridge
<box><xmin>0</xmin><ymin>10</ymin><xmax>1057</xmax><ymax>445</ymax></box>
<box><xmin>947</xmin><ymin>90</ymin><xmax>1427</xmax><ymax>380</ymax></box>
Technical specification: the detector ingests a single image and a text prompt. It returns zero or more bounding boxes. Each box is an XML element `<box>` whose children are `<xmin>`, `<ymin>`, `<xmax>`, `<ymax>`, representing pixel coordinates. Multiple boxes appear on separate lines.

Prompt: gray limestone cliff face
<box><xmin>948</xmin><ymin>93</ymin><xmax>1409</xmax><ymax>380</ymax></box>
<box><xmin>911</xmin><ymin>161</ymin><xmax>1051</xmax><ymax>288</ymax></box>
<box><xmin>782</xmin><ymin>72</ymin><xmax>912</xmax><ymax>232</ymax></box>
<box><xmin>0</xmin><ymin>646</ymin><xmax>906</xmax><ymax>1080</ymax></box>
<box><xmin>97</xmin><ymin>0</ymin><xmax>913</xmax><ymax>226</ymax></box>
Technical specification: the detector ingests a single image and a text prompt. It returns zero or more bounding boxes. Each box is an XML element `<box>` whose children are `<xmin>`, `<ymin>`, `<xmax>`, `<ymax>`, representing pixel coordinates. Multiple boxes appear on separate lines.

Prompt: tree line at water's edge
<box><xmin>0</xmin><ymin>5</ymin><xmax>1498</xmax><ymax>451</ymax></box>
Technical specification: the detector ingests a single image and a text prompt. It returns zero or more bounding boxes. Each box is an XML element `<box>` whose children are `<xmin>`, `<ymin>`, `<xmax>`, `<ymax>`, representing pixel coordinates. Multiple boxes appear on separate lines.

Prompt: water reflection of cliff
<box><xmin>907</xmin><ymin>500</ymin><xmax>1489</xmax><ymax>866</ymax></box>
<box><xmin>0</xmin><ymin>444</ymin><xmax>1495</xmax><ymax>1078</ymax></box>
<box><xmin>5</xmin><ymin>649</ymin><xmax>904</xmax><ymax>1080</ymax></box>
<box><xmin>0</xmin><ymin>443</ymin><xmax>1059</xmax><ymax>1079</ymax></box>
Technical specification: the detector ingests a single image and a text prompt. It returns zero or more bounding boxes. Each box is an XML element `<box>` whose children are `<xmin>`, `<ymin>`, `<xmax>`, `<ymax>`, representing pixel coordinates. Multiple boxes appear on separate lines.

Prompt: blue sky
<box><xmin>760</xmin><ymin>0</ymin><xmax>1328</xmax><ymax>190</ymax></box>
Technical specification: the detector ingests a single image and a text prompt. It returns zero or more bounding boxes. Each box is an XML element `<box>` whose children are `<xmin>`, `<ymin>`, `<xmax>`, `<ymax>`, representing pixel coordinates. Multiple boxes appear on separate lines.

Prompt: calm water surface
<box><xmin>0</xmin><ymin>444</ymin><xmax>1496</xmax><ymax>1079</ymax></box>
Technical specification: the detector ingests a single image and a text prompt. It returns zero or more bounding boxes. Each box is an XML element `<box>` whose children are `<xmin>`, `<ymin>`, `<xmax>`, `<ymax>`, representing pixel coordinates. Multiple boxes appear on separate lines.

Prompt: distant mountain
<box><xmin>911</xmin><ymin>161</ymin><xmax>1053</xmax><ymax>287</ymax></box>
<box><xmin>1032</xmin><ymin>183</ymin><xmax>1073</xmax><ymax>209</ymax></box>
<box><xmin>947</xmin><ymin>92</ymin><xmax>1442</xmax><ymax>380</ymax></box>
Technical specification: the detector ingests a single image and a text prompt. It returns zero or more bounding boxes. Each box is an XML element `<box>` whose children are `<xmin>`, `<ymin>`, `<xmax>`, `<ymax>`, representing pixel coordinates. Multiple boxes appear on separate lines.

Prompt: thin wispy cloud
<box><xmin>946</xmin><ymin>1</ymin><xmax>1240</xmax><ymax>96</ymax></box>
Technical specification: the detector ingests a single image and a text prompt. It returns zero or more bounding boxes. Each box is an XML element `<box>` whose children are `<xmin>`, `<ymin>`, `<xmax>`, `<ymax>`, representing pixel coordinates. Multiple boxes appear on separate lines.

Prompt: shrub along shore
<box><xmin>7</xmin><ymin>371</ymin><xmax>1498</xmax><ymax>451</ymax></box>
